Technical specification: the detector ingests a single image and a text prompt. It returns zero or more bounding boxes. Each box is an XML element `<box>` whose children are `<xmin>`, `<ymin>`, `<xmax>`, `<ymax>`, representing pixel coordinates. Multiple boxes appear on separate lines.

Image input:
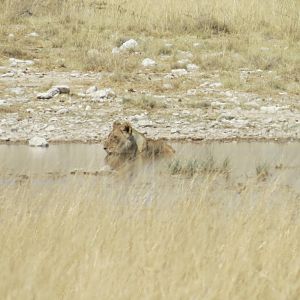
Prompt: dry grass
<box><xmin>1</xmin><ymin>173</ymin><xmax>300</xmax><ymax>299</ymax></box>
<box><xmin>0</xmin><ymin>0</ymin><xmax>299</xmax><ymax>95</ymax></box>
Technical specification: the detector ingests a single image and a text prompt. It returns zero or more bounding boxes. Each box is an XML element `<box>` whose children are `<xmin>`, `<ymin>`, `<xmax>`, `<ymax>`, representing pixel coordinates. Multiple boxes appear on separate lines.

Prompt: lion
<box><xmin>103</xmin><ymin>121</ymin><xmax>175</xmax><ymax>169</ymax></box>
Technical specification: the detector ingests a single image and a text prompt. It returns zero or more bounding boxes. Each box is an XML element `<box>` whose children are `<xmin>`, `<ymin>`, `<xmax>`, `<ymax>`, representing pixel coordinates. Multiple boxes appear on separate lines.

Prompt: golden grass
<box><xmin>0</xmin><ymin>0</ymin><xmax>299</xmax><ymax>94</ymax></box>
<box><xmin>1</xmin><ymin>175</ymin><xmax>300</xmax><ymax>299</ymax></box>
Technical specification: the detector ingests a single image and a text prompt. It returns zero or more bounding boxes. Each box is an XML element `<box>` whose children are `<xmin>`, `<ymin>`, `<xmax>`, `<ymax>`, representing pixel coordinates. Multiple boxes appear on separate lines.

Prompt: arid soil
<box><xmin>0</xmin><ymin>60</ymin><xmax>299</xmax><ymax>144</ymax></box>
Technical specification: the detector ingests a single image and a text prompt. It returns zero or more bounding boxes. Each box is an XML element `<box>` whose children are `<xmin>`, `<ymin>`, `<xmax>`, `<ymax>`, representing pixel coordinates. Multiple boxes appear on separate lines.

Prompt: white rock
<box><xmin>209</xmin><ymin>82</ymin><xmax>223</xmax><ymax>88</ymax></box>
<box><xmin>37</xmin><ymin>85</ymin><xmax>69</xmax><ymax>99</ymax></box>
<box><xmin>171</xmin><ymin>69</ymin><xmax>188</xmax><ymax>77</ymax></box>
<box><xmin>37</xmin><ymin>87</ymin><xmax>60</xmax><ymax>99</ymax></box>
<box><xmin>56</xmin><ymin>108</ymin><xmax>69</xmax><ymax>114</ymax></box>
<box><xmin>54</xmin><ymin>85</ymin><xmax>70</xmax><ymax>94</ymax></box>
<box><xmin>9</xmin><ymin>58</ymin><xmax>34</xmax><ymax>67</ymax></box>
<box><xmin>187</xmin><ymin>89</ymin><xmax>197</xmax><ymax>96</ymax></box>
<box><xmin>91</xmin><ymin>88</ymin><xmax>115</xmax><ymax>101</ymax></box>
<box><xmin>119</xmin><ymin>39</ymin><xmax>138</xmax><ymax>51</ymax></box>
<box><xmin>27</xmin><ymin>32</ymin><xmax>39</xmax><ymax>37</ymax></box>
<box><xmin>0</xmin><ymin>100</ymin><xmax>8</xmax><ymax>106</ymax></box>
<box><xmin>86</xmin><ymin>86</ymin><xmax>98</xmax><ymax>94</ymax></box>
<box><xmin>171</xmin><ymin>128</ymin><xmax>180</xmax><ymax>134</ymax></box>
<box><xmin>8</xmin><ymin>33</ymin><xmax>14</xmax><ymax>38</ymax></box>
<box><xmin>142</xmin><ymin>58</ymin><xmax>156</xmax><ymax>67</ymax></box>
<box><xmin>187</xmin><ymin>64</ymin><xmax>199</xmax><ymax>71</ymax></box>
<box><xmin>29</xmin><ymin>136</ymin><xmax>49</xmax><ymax>147</ymax></box>
<box><xmin>85</xmin><ymin>105</ymin><xmax>91</xmax><ymax>111</ymax></box>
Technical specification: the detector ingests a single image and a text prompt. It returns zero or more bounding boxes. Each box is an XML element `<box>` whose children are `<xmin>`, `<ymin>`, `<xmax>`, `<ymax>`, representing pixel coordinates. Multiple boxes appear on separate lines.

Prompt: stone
<box><xmin>119</xmin><ymin>39</ymin><xmax>138</xmax><ymax>51</ymax></box>
<box><xmin>9</xmin><ymin>58</ymin><xmax>34</xmax><ymax>67</ymax></box>
<box><xmin>29</xmin><ymin>136</ymin><xmax>49</xmax><ymax>147</ymax></box>
<box><xmin>27</xmin><ymin>32</ymin><xmax>39</xmax><ymax>37</ymax></box>
<box><xmin>56</xmin><ymin>108</ymin><xmax>69</xmax><ymax>114</ymax></box>
<box><xmin>54</xmin><ymin>85</ymin><xmax>70</xmax><ymax>94</ymax></box>
<box><xmin>37</xmin><ymin>87</ymin><xmax>60</xmax><ymax>99</ymax></box>
<box><xmin>91</xmin><ymin>88</ymin><xmax>115</xmax><ymax>101</ymax></box>
<box><xmin>187</xmin><ymin>64</ymin><xmax>199</xmax><ymax>71</ymax></box>
<box><xmin>37</xmin><ymin>85</ymin><xmax>70</xmax><ymax>99</ymax></box>
<box><xmin>0</xmin><ymin>100</ymin><xmax>8</xmax><ymax>106</ymax></box>
<box><xmin>142</xmin><ymin>58</ymin><xmax>156</xmax><ymax>67</ymax></box>
<box><xmin>86</xmin><ymin>86</ymin><xmax>98</xmax><ymax>94</ymax></box>
<box><xmin>171</xmin><ymin>69</ymin><xmax>188</xmax><ymax>77</ymax></box>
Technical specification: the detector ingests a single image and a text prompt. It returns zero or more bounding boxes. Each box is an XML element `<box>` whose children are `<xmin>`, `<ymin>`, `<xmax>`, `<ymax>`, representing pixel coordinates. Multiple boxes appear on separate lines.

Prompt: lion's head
<box><xmin>103</xmin><ymin>121</ymin><xmax>138</xmax><ymax>157</ymax></box>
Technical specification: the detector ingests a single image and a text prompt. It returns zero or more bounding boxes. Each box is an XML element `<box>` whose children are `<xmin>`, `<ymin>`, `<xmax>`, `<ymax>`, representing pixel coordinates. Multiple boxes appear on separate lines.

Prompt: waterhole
<box><xmin>0</xmin><ymin>142</ymin><xmax>299</xmax><ymax>193</ymax></box>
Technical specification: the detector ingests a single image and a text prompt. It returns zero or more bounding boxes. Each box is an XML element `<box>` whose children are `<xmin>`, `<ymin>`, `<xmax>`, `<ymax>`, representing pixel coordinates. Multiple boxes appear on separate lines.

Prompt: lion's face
<box><xmin>103</xmin><ymin>121</ymin><xmax>137</xmax><ymax>156</ymax></box>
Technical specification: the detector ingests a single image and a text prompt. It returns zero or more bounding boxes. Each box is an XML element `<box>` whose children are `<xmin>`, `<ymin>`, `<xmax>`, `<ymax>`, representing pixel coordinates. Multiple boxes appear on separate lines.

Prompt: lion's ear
<box><xmin>122</xmin><ymin>122</ymin><xmax>132</xmax><ymax>135</ymax></box>
<box><xmin>113</xmin><ymin>121</ymin><xmax>121</xmax><ymax>129</ymax></box>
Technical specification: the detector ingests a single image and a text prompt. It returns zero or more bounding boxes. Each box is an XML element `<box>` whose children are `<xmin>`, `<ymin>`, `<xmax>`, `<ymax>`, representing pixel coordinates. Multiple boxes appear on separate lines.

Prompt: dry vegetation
<box><xmin>1</xmin><ymin>175</ymin><xmax>300</xmax><ymax>299</ymax></box>
<box><xmin>0</xmin><ymin>0</ymin><xmax>300</xmax><ymax>94</ymax></box>
<box><xmin>1</xmin><ymin>1</ymin><xmax>300</xmax><ymax>298</ymax></box>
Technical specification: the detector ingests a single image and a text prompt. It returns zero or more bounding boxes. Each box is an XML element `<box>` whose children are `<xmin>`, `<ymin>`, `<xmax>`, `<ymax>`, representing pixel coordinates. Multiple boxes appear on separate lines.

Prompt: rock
<box><xmin>37</xmin><ymin>85</ymin><xmax>70</xmax><ymax>99</ymax></box>
<box><xmin>86</xmin><ymin>86</ymin><xmax>98</xmax><ymax>94</ymax></box>
<box><xmin>171</xmin><ymin>69</ymin><xmax>188</xmax><ymax>77</ymax></box>
<box><xmin>37</xmin><ymin>87</ymin><xmax>60</xmax><ymax>99</ymax></box>
<box><xmin>142</xmin><ymin>58</ymin><xmax>156</xmax><ymax>67</ymax></box>
<box><xmin>9</xmin><ymin>58</ymin><xmax>34</xmax><ymax>67</ymax></box>
<box><xmin>91</xmin><ymin>88</ymin><xmax>115</xmax><ymax>101</ymax></box>
<box><xmin>85</xmin><ymin>105</ymin><xmax>91</xmax><ymax>111</ymax></box>
<box><xmin>27</xmin><ymin>32</ymin><xmax>39</xmax><ymax>37</ymax></box>
<box><xmin>54</xmin><ymin>85</ymin><xmax>70</xmax><ymax>94</ymax></box>
<box><xmin>29</xmin><ymin>136</ymin><xmax>49</xmax><ymax>147</ymax></box>
<box><xmin>187</xmin><ymin>64</ymin><xmax>199</xmax><ymax>71</ymax></box>
<box><xmin>8</xmin><ymin>33</ymin><xmax>14</xmax><ymax>38</ymax></box>
<box><xmin>119</xmin><ymin>39</ymin><xmax>138</xmax><ymax>51</ymax></box>
<box><xmin>0</xmin><ymin>100</ymin><xmax>8</xmax><ymax>106</ymax></box>
<box><xmin>171</xmin><ymin>128</ymin><xmax>180</xmax><ymax>134</ymax></box>
<box><xmin>56</xmin><ymin>108</ymin><xmax>69</xmax><ymax>114</ymax></box>
<box><xmin>209</xmin><ymin>82</ymin><xmax>223</xmax><ymax>88</ymax></box>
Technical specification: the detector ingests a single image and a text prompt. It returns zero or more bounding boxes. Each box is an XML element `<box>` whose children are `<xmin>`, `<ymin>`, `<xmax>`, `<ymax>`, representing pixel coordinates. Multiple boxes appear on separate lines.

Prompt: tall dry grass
<box><xmin>1</xmin><ymin>0</ymin><xmax>299</xmax><ymax>38</ymax></box>
<box><xmin>0</xmin><ymin>0</ymin><xmax>299</xmax><ymax>94</ymax></box>
<box><xmin>1</xmin><ymin>175</ymin><xmax>300</xmax><ymax>299</ymax></box>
